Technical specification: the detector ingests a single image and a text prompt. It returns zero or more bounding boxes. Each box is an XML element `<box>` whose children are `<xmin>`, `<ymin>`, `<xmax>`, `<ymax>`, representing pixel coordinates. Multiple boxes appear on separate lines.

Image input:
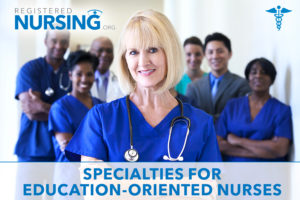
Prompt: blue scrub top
<box><xmin>176</xmin><ymin>93</ymin><xmax>196</xmax><ymax>107</ymax></box>
<box><xmin>15</xmin><ymin>57</ymin><xmax>71</xmax><ymax>158</ymax></box>
<box><xmin>216</xmin><ymin>96</ymin><xmax>293</xmax><ymax>161</ymax></box>
<box><xmin>65</xmin><ymin>97</ymin><xmax>222</xmax><ymax>162</ymax></box>
<box><xmin>49</xmin><ymin>94</ymin><xmax>103</xmax><ymax>162</ymax></box>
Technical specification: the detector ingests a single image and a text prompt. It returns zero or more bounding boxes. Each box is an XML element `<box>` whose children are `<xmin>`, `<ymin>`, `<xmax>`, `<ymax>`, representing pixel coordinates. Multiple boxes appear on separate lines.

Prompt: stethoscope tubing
<box><xmin>125</xmin><ymin>95</ymin><xmax>191</xmax><ymax>162</ymax></box>
<box><xmin>44</xmin><ymin>71</ymin><xmax>71</xmax><ymax>97</ymax></box>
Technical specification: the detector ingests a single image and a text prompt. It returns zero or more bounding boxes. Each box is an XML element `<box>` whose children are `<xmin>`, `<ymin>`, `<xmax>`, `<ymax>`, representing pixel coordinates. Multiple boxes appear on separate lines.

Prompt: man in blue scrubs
<box><xmin>15</xmin><ymin>30</ymin><xmax>71</xmax><ymax>162</ymax></box>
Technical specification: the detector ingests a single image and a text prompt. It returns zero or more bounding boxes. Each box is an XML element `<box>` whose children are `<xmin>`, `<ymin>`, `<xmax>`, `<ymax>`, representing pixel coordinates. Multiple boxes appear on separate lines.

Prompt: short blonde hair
<box><xmin>117</xmin><ymin>9</ymin><xmax>183</xmax><ymax>94</ymax></box>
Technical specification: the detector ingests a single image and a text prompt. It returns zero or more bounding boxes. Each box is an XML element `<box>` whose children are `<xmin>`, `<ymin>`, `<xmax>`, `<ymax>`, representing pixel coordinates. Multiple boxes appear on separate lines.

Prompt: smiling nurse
<box><xmin>216</xmin><ymin>58</ymin><xmax>293</xmax><ymax>161</ymax></box>
<box><xmin>65</xmin><ymin>9</ymin><xmax>221</xmax><ymax>162</ymax></box>
<box><xmin>48</xmin><ymin>50</ymin><xmax>103</xmax><ymax>161</ymax></box>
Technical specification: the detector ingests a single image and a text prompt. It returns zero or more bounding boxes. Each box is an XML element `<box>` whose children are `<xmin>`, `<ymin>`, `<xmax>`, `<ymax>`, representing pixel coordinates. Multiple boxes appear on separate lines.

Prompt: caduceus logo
<box><xmin>266</xmin><ymin>5</ymin><xmax>292</xmax><ymax>31</ymax></box>
<box><xmin>87</xmin><ymin>9</ymin><xmax>103</xmax><ymax>17</ymax></box>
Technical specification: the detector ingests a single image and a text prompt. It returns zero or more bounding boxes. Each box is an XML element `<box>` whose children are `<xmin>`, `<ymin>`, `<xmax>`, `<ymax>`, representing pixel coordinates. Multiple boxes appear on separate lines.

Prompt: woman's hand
<box><xmin>58</xmin><ymin>140</ymin><xmax>70</xmax><ymax>153</ymax></box>
<box><xmin>223</xmin><ymin>133</ymin><xmax>290</xmax><ymax>159</ymax></box>
<box><xmin>227</xmin><ymin>134</ymin><xmax>242</xmax><ymax>146</ymax></box>
<box><xmin>55</xmin><ymin>132</ymin><xmax>73</xmax><ymax>153</ymax></box>
<box><xmin>233</xmin><ymin>136</ymin><xmax>290</xmax><ymax>159</ymax></box>
<box><xmin>81</xmin><ymin>155</ymin><xmax>102</xmax><ymax>161</ymax></box>
<box><xmin>217</xmin><ymin>135</ymin><xmax>256</xmax><ymax>158</ymax></box>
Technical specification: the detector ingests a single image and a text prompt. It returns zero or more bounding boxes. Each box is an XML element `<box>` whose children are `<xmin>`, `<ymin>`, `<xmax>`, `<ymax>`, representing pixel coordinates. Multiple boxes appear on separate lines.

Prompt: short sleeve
<box><xmin>274</xmin><ymin>106</ymin><xmax>293</xmax><ymax>140</ymax></box>
<box><xmin>48</xmin><ymin>102</ymin><xmax>73</xmax><ymax>134</ymax></box>
<box><xmin>15</xmin><ymin>61</ymin><xmax>41</xmax><ymax>100</ymax></box>
<box><xmin>215</xmin><ymin>103</ymin><xmax>230</xmax><ymax>139</ymax></box>
<box><xmin>65</xmin><ymin>105</ymin><xmax>108</xmax><ymax>161</ymax></box>
<box><xmin>197</xmin><ymin>117</ymin><xmax>222</xmax><ymax>161</ymax></box>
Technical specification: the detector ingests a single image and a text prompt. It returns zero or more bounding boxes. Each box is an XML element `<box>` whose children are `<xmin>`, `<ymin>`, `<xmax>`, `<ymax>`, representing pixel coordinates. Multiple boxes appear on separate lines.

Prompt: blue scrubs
<box><xmin>48</xmin><ymin>94</ymin><xmax>103</xmax><ymax>161</ymax></box>
<box><xmin>15</xmin><ymin>57</ymin><xmax>70</xmax><ymax>160</ymax></box>
<box><xmin>216</xmin><ymin>96</ymin><xmax>293</xmax><ymax>161</ymax></box>
<box><xmin>65</xmin><ymin>97</ymin><xmax>222</xmax><ymax>162</ymax></box>
<box><xmin>176</xmin><ymin>93</ymin><xmax>196</xmax><ymax>107</ymax></box>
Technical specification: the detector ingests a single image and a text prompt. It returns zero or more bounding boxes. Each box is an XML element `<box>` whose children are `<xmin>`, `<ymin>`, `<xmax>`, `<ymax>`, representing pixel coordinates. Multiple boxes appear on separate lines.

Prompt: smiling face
<box><xmin>44</xmin><ymin>30</ymin><xmax>70</xmax><ymax>60</ymax></box>
<box><xmin>125</xmin><ymin>43</ymin><xmax>167</xmax><ymax>90</ymax></box>
<box><xmin>184</xmin><ymin>44</ymin><xmax>204</xmax><ymax>71</ymax></box>
<box><xmin>248</xmin><ymin>62</ymin><xmax>272</xmax><ymax>93</ymax></box>
<box><xmin>90</xmin><ymin>38</ymin><xmax>114</xmax><ymax>74</ymax></box>
<box><xmin>69</xmin><ymin>62</ymin><xmax>95</xmax><ymax>95</ymax></box>
<box><xmin>205</xmin><ymin>41</ymin><xmax>232</xmax><ymax>76</ymax></box>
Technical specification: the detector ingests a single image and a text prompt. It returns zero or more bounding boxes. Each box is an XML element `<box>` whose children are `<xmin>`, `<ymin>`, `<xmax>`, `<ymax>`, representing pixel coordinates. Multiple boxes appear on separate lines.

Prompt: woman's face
<box><xmin>248</xmin><ymin>63</ymin><xmax>272</xmax><ymax>93</ymax></box>
<box><xmin>184</xmin><ymin>44</ymin><xmax>204</xmax><ymax>71</ymax></box>
<box><xmin>125</xmin><ymin>44</ymin><xmax>167</xmax><ymax>90</ymax></box>
<box><xmin>69</xmin><ymin>62</ymin><xmax>95</xmax><ymax>94</ymax></box>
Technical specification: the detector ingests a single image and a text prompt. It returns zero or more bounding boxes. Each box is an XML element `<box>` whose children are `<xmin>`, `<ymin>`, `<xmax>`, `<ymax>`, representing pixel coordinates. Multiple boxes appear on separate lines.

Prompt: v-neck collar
<box><xmin>128</xmin><ymin>99</ymin><xmax>181</xmax><ymax>133</ymax></box>
<box><xmin>68</xmin><ymin>94</ymin><xmax>95</xmax><ymax>110</ymax></box>
<box><xmin>246</xmin><ymin>96</ymin><xmax>272</xmax><ymax>123</ymax></box>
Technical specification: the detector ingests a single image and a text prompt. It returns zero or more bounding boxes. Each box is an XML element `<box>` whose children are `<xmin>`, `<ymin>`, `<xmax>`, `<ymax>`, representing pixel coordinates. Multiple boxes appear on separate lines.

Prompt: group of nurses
<box><xmin>65</xmin><ymin>9</ymin><xmax>222</xmax><ymax>162</ymax></box>
<box><xmin>49</xmin><ymin>12</ymin><xmax>292</xmax><ymax>163</ymax></box>
<box><xmin>48</xmin><ymin>50</ymin><xmax>103</xmax><ymax>161</ymax></box>
<box><xmin>216</xmin><ymin>58</ymin><xmax>292</xmax><ymax>161</ymax></box>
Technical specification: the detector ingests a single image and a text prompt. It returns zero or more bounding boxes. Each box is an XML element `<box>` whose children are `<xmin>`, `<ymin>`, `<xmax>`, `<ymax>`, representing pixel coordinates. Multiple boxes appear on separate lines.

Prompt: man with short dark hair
<box><xmin>186</xmin><ymin>32</ymin><xmax>251</xmax><ymax>121</ymax></box>
<box><xmin>89</xmin><ymin>37</ymin><xmax>123</xmax><ymax>102</ymax></box>
<box><xmin>15</xmin><ymin>30</ymin><xmax>71</xmax><ymax>161</ymax></box>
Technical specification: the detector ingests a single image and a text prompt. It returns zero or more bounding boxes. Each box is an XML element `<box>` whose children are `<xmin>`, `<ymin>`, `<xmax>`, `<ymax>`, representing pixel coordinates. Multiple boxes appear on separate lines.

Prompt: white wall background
<box><xmin>0</xmin><ymin>0</ymin><xmax>19</xmax><ymax>161</ymax></box>
<box><xmin>0</xmin><ymin>0</ymin><xmax>299</xmax><ymax>199</ymax></box>
<box><xmin>165</xmin><ymin>0</ymin><xmax>300</xmax><ymax>161</ymax></box>
<box><xmin>1</xmin><ymin>0</ymin><xmax>299</xmax><ymax>162</ymax></box>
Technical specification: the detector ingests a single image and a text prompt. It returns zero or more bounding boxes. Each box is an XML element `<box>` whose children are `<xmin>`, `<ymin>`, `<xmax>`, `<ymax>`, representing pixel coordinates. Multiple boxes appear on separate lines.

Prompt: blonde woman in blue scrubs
<box><xmin>66</xmin><ymin>10</ymin><xmax>221</xmax><ymax>162</ymax></box>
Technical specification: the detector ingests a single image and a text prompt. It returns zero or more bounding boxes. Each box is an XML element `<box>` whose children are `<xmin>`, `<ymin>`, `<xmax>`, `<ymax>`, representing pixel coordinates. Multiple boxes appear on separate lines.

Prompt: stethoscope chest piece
<box><xmin>124</xmin><ymin>148</ymin><xmax>139</xmax><ymax>162</ymax></box>
<box><xmin>45</xmin><ymin>87</ymin><xmax>54</xmax><ymax>97</ymax></box>
<box><xmin>124</xmin><ymin>95</ymin><xmax>190</xmax><ymax>162</ymax></box>
<box><xmin>44</xmin><ymin>68</ymin><xmax>71</xmax><ymax>97</ymax></box>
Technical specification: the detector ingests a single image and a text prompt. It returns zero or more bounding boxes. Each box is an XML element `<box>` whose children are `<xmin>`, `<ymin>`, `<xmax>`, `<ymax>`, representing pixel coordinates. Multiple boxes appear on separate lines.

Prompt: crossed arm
<box><xmin>18</xmin><ymin>89</ymin><xmax>51</xmax><ymax>121</ymax></box>
<box><xmin>217</xmin><ymin>134</ymin><xmax>290</xmax><ymax>159</ymax></box>
<box><xmin>81</xmin><ymin>155</ymin><xmax>102</xmax><ymax>161</ymax></box>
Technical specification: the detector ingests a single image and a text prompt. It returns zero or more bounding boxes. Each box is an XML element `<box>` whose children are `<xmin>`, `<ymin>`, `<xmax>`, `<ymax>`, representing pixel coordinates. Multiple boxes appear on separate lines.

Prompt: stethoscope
<box><xmin>45</xmin><ymin>71</ymin><xmax>71</xmax><ymax>97</ymax></box>
<box><xmin>124</xmin><ymin>95</ymin><xmax>191</xmax><ymax>162</ymax></box>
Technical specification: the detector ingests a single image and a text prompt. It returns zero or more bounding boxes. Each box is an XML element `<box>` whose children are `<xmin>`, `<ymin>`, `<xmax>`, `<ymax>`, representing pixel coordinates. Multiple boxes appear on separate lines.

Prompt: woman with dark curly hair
<box><xmin>216</xmin><ymin>57</ymin><xmax>293</xmax><ymax>161</ymax></box>
<box><xmin>48</xmin><ymin>50</ymin><xmax>104</xmax><ymax>161</ymax></box>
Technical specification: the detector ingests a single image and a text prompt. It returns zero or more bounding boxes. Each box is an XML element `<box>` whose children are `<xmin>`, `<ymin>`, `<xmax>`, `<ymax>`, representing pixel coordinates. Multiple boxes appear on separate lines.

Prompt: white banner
<box><xmin>1</xmin><ymin>162</ymin><xmax>298</xmax><ymax>200</ymax></box>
